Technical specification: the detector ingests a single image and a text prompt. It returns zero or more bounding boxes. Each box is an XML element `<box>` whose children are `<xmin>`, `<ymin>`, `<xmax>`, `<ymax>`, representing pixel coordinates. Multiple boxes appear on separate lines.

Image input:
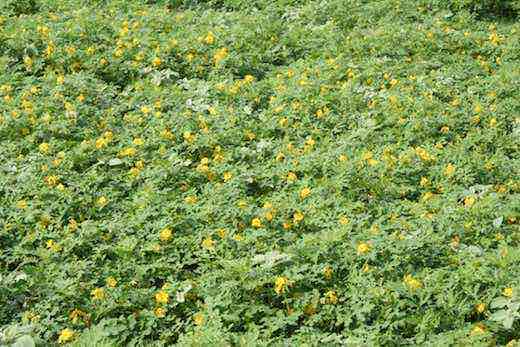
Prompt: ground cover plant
<box><xmin>0</xmin><ymin>0</ymin><xmax>519</xmax><ymax>345</ymax></box>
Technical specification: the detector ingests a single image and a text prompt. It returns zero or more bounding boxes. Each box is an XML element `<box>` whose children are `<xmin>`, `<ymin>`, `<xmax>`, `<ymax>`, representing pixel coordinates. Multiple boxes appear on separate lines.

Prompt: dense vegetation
<box><xmin>1</xmin><ymin>0</ymin><xmax>519</xmax><ymax>345</ymax></box>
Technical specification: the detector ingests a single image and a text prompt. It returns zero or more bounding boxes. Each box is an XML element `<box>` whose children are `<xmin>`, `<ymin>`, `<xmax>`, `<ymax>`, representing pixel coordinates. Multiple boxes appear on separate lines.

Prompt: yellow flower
<box><xmin>193</xmin><ymin>312</ymin><xmax>205</xmax><ymax>326</ymax></box>
<box><xmin>420</xmin><ymin>177</ymin><xmax>429</xmax><ymax>187</ymax></box>
<box><xmin>464</xmin><ymin>196</ymin><xmax>476</xmax><ymax>207</ymax></box>
<box><xmin>475</xmin><ymin>303</ymin><xmax>486</xmax><ymax>313</ymax></box>
<box><xmin>415</xmin><ymin>147</ymin><xmax>433</xmax><ymax>161</ymax></box>
<box><xmin>202</xmin><ymin>237</ymin><xmax>215</xmax><ymax>250</ymax></box>
<box><xmin>244</xmin><ymin>75</ymin><xmax>255</xmax><ymax>83</ymax></box>
<box><xmin>293</xmin><ymin>211</ymin><xmax>304</xmax><ymax>223</ymax></box>
<box><xmin>119</xmin><ymin>147</ymin><xmax>136</xmax><ymax>156</ymax></box>
<box><xmin>403</xmin><ymin>274</ymin><xmax>422</xmax><ymax>290</ymax></box>
<box><xmin>183</xmin><ymin>131</ymin><xmax>195</xmax><ymax>143</ymax></box>
<box><xmin>217</xmin><ymin>228</ymin><xmax>227</xmax><ymax>238</ymax></box>
<box><xmin>367</xmin><ymin>158</ymin><xmax>379</xmax><ymax>166</ymax></box>
<box><xmin>444</xmin><ymin>163</ymin><xmax>455</xmax><ymax>176</ymax></box>
<box><xmin>106</xmin><ymin>277</ymin><xmax>117</xmax><ymax>288</ymax></box>
<box><xmin>471</xmin><ymin>324</ymin><xmax>486</xmax><ymax>335</ymax></box>
<box><xmin>503</xmin><ymin>287</ymin><xmax>513</xmax><ymax>298</ymax></box>
<box><xmin>155</xmin><ymin>290</ymin><xmax>169</xmax><ymax>304</ymax></box>
<box><xmin>39</xmin><ymin>142</ymin><xmax>50</xmax><ymax>153</ymax></box>
<box><xmin>274</xmin><ymin>276</ymin><xmax>290</xmax><ymax>295</ymax></box>
<box><xmin>45</xmin><ymin>175</ymin><xmax>59</xmax><ymax>187</ymax></box>
<box><xmin>204</xmin><ymin>32</ymin><xmax>215</xmax><ymax>44</ymax></box>
<box><xmin>133</xmin><ymin>137</ymin><xmax>144</xmax><ymax>146</ymax></box>
<box><xmin>185</xmin><ymin>195</ymin><xmax>198</xmax><ymax>204</ymax></box>
<box><xmin>97</xmin><ymin>196</ymin><xmax>108</xmax><ymax>207</ymax></box>
<box><xmin>46</xmin><ymin>240</ymin><xmax>62</xmax><ymax>252</ymax></box>
<box><xmin>300</xmin><ymin>187</ymin><xmax>311</xmax><ymax>199</ymax></box>
<box><xmin>69</xmin><ymin>309</ymin><xmax>86</xmax><ymax>324</ymax></box>
<box><xmin>154</xmin><ymin>307</ymin><xmax>166</xmax><ymax>318</ymax></box>
<box><xmin>339</xmin><ymin>216</ymin><xmax>349</xmax><ymax>225</ymax></box>
<box><xmin>339</xmin><ymin>154</ymin><xmax>348</xmax><ymax>162</ymax></box>
<box><xmin>223</xmin><ymin>171</ymin><xmax>232</xmax><ymax>182</ymax></box>
<box><xmin>213</xmin><ymin>47</ymin><xmax>228</xmax><ymax>65</ymax></box>
<box><xmin>357</xmin><ymin>242</ymin><xmax>370</xmax><ymax>255</ymax></box>
<box><xmin>325</xmin><ymin>290</ymin><xmax>338</xmax><ymax>304</ymax></box>
<box><xmin>68</xmin><ymin>218</ymin><xmax>78</xmax><ymax>231</ymax></box>
<box><xmin>95</xmin><ymin>137</ymin><xmax>108</xmax><ymax>149</ymax></box>
<box><xmin>251</xmin><ymin>218</ymin><xmax>263</xmax><ymax>228</ymax></box>
<box><xmin>17</xmin><ymin>200</ymin><xmax>28</xmax><ymax>209</ymax></box>
<box><xmin>159</xmin><ymin>228</ymin><xmax>173</xmax><ymax>242</ymax></box>
<box><xmin>152</xmin><ymin>57</ymin><xmax>162</xmax><ymax>67</ymax></box>
<box><xmin>323</xmin><ymin>266</ymin><xmax>333</xmax><ymax>280</ymax></box>
<box><xmin>287</xmin><ymin>172</ymin><xmax>297</xmax><ymax>182</ymax></box>
<box><xmin>58</xmin><ymin>328</ymin><xmax>74</xmax><ymax>344</ymax></box>
<box><xmin>91</xmin><ymin>287</ymin><xmax>105</xmax><ymax>300</ymax></box>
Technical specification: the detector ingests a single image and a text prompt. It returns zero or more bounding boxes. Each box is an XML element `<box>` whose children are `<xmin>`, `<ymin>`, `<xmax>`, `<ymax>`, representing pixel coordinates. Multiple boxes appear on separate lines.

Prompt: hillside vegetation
<box><xmin>1</xmin><ymin>0</ymin><xmax>519</xmax><ymax>345</ymax></box>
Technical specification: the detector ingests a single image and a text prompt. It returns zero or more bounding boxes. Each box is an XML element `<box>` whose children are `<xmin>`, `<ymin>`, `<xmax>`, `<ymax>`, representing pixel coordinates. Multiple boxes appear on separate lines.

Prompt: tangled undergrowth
<box><xmin>0</xmin><ymin>0</ymin><xmax>519</xmax><ymax>345</ymax></box>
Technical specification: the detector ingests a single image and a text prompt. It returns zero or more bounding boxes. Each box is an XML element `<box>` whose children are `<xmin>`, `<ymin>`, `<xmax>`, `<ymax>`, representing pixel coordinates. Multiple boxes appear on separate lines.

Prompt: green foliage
<box><xmin>0</xmin><ymin>0</ymin><xmax>519</xmax><ymax>345</ymax></box>
<box><xmin>433</xmin><ymin>0</ymin><xmax>519</xmax><ymax>17</ymax></box>
<box><xmin>0</xmin><ymin>0</ymin><xmax>40</xmax><ymax>16</ymax></box>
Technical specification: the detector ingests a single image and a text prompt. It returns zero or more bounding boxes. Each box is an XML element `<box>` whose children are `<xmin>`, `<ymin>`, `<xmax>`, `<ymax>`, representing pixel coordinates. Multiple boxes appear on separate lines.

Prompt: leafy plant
<box><xmin>490</xmin><ymin>296</ymin><xmax>520</xmax><ymax>330</ymax></box>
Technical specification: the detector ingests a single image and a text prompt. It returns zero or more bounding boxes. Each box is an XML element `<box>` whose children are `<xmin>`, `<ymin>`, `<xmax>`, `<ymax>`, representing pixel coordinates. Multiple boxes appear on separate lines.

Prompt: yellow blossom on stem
<box><xmin>274</xmin><ymin>276</ymin><xmax>290</xmax><ymax>295</ymax></box>
<box><xmin>300</xmin><ymin>187</ymin><xmax>311</xmax><ymax>199</ymax></box>
<box><xmin>464</xmin><ymin>196</ymin><xmax>476</xmax><ymax>207</ymax></box>
<box><xmin>152</xmin><ymin>57</ymin><xmax>162</xmax><ymax>67</ymax></box>
<box><xmin>249</xmin><ymin>217</ymin><xmax>261</xmax><ymax>228</ymax></box>
<box><xmin>357</xmin><ymin>242</ymin><xmax>370</xmax><ymax>255</ymax></box>
<box><xmin>159</xmin><ymin>228</ymin><xmax>173</xmax><ymax>242</ymax></box>
<box><xmin>97</xmin><ymin>196</ymin><xmax>108</xmax><ymax>207</ymax></box>
<box><xmin>503</xmin><ymin>287</ymin><xmax>513</xmax><ymax>298</ymax></box>
<box><xmin>91</xmin><ymin>287</ymin><xmax>105</xmax><ymax>300</ymax></box>
<box><xmin>106</xmin><ymin>277</ymin><xmax>117</xmax><ymax>288</ymax></box>
<box><xmin>204</xmin><ymin>32</ymin><xmax>215</xmax><ymax>44</ymax></box>
<box><xmin>39</xmin><ymin>142</ymin><xmax>50</xmax><ymax>153</ymax></box>
<box><xmin>475</xmin><ymin>303</ymin><xmax>486</xmax><ymax>313</ymax></box>
<box><xmin>193</xmin><ymin>312</ymin><xmax>205</xmax><ymax>326</ymax></box>
<box><xmin>444</xmin><ymin>163</ymin><xmax>456</xmax><ymax>176</ymax></box>
<box><xmin>323</xmin><ymin>266</ymin><xmax>333</xmax><ymax>280</ymax></box>
<box><xmin>155</xmin><ymin>307</ymin><xmax>166</xmax><ymax>318</ymax></box>
<box><xmin>58</xmin><ymin>328</ymin><xmax>74</xmax><ymax>344</ymax></box>
<box><xmin>202</xmin><ymin>237</ymin><xmax>215</xmax><ymax>250</ymax></box>
<box><xmin>471</xmin><ymin>324</ymin><xmax>486</xmax><ymax>335</ymax></box>
<box><xmin>223</xmin><ymin>171</ymin><xmax>232</xmax><ymax>182</ymax></box>
<box><xmin>293</xmin><ymin>211</ymin><xmax>304</xmax><ymax>223</ymax></box>
<box><xmin>287</xmin><ymin>172</ymin><xmax>297</xmax><ymax>182</ymax></box>
<box><xmin>325</xmin><ymin>290</ymin><xmax>338</xmax><ymax>304</ymax></box>
<box><xmin>403</xmin><ymin>274</ymin><xmax>422</xmax><ymax>291</ymax></box>
<box><xmin>155</xmin><ymin>290</ymin><xmax>169</xmax><ymax>304</ymax></box>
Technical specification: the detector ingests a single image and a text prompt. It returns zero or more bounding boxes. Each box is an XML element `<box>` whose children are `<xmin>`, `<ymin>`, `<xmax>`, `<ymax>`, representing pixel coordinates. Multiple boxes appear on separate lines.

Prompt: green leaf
<box><xmin>490</xmin><ymin>297</ymin><xmax>509</xmax><ymax>309</ymax></box>
<box><xmin>503</xmin><ymin>316</ymin><xmax>514</xmax><ymax>330</ymax></box>
<box><xmin>12</xmin><ymin>335</ymin><xmax>35</xmax><ymax>347</ymax></box>
<box><xmin>490</xmin><ymin>309</ymin><xmax>508</xmax><ymax>322</ymax></box>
